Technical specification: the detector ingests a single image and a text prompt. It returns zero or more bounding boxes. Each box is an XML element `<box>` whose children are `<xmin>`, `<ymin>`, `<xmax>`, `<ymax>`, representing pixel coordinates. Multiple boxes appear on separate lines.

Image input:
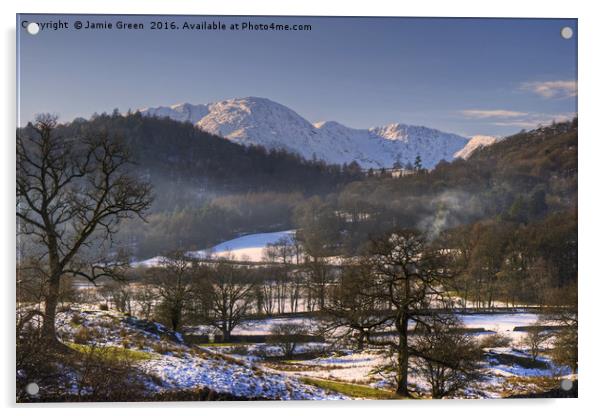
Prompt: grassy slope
<box><xmin>66</xmin><ymin>342</ymin><xmax>158</xmax><ymax>361</ymax></box>
<box><xmin>300</xmin><ymin>377</ymin><xmax>398</xmax><ymax>400</ymax></box>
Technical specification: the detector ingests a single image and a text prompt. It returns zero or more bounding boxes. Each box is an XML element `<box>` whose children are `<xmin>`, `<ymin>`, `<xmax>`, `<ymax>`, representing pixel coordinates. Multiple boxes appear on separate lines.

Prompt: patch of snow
<box><xmin>454</xmin><ymin>135</ymin><xmax>497</xmax><ymax>159</ymax></box>
<box><xmin>188</xmin><ymin>230</ymin><xmax>296</xmax><ymax>262</ymax></box>
<box><xmin>130</xmin><ymin>256</ymin><xmax>169</xmax><ymax>268</ymax></box>
<box><xmin>459</xmin><ymin>313</ymin><xmax>540</xmax><ymax>332</ymax></box>
<box><xmin>190</xmin><ymin>316</ymin><xmax>321</xmax><ymax>336</ymax></box>
<box><xmin>132</xmin><ymin>230</ymin><xmax>296</xmax><ymax>267</ymax></box>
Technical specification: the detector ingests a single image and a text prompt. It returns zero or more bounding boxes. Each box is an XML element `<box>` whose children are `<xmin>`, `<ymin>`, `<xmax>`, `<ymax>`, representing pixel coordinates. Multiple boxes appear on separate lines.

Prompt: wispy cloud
<box><xmin>461</xmin><ymin>108</ymin><xmax>575</xmax><ymax>130</ymax></box>
<box><xmin>461</xmin><ymin>109</ymin><xmax>528</xmax><ymax>119</ymax></box>
<box><xmin>520</xmin><ymin>80</ymin><xmax>577</xmax><ymax>99</ymax></box>
<box><xmin>491</xmin><ymin>112</ymin><xmax>575</xmax><ymax>129</ymax></box>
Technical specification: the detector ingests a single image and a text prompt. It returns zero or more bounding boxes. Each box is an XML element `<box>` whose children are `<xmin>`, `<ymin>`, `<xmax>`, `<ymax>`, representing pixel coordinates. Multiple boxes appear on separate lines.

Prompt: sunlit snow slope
<box><xmin>141</xmin><ymin>97</ymin><xmax>488</xmax><ymax>169</ymax></box>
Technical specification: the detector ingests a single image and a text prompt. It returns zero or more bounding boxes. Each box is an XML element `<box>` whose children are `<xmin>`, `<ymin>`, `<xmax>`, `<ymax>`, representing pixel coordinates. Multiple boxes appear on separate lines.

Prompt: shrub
<box><xmin>227</xmin><ymin>345</ymin><xmax>250</xmax><ymax>356</ymax></box>
<box><xmin>73</xmin><ymin>326</ymin><xmax>99</xmax><ymax>344</ymax></box>
<box><xmin>479</xmin><ymin>332</ymin><xmax>513</xmax><ymax>349</ymax></box>
<box><xmin>68</xmin><ymin>344</ymin><xmax>147</xmax><ymax>401</ymax></box>
<box><xmin>267</xmin><ymin>322</ymin><xmax>308</xmax><ymax>359</ymax></box>
<box><xmin>16</xmin><ymin>327</ymin><xmax>67</xmax><ymax>402</ymax></box>
<box><xmin>121</xmin><ymin>338</ymin><xmax>131</xmax><ymax>349</ymax></box>
<box><xmin>57</xmin><ymin>304</ymin><xmax>72</xmax><ymax>313</ymax></box>
<box><xmin>132</xmin><ymin>335</ymin><xmax>148</xmax><ymax>350</ymax></box>
<box><xmin>524</xmin><ymin>328</ymin><xmax>552</xmax><ymax>361</ymax></box>
<box><xmin>70</xmin><ymin>313</ymin><xmax>84</xmax><ymax>326</ymax></box>
<box><xmin>153</xmin><ymin>342</ymin><xmax>173</xmax><ymax>355</ymax></box>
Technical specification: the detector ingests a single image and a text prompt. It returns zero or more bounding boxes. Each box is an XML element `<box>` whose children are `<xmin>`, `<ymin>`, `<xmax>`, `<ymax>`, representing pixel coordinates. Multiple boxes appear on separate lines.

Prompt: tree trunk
<box><xmin>171</xmin><ymin>316</ymin><xmax>180</xmax><ymax>332</ymax></box>
<box><xmin>222</xmin><ymin>328</ymin><xmax>231</xmax><ymax>342</ymax></box>
<box><xmin>41</xmin><ymin>275</ymin><xmax>60</xmax><ymax>342</ymax></box>
<box><xmin>396</xmin><ymin>315</ymin><xmax>410</xmax><ymax>397</ymax></box>
<box><xmin>357</xmin><ymin>332</ymin><xmax>365</xmax><ymax>350</ymax></box>
<box><xmin>41</xmin><ymin>234</ymin><xmax>62</xmax><ymax>344</ymax></box>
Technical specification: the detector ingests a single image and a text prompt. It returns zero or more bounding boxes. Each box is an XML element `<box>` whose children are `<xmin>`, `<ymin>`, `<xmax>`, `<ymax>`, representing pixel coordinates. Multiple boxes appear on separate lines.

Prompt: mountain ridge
<box><xmin>140</xmin><ymin>97</ymin><xmax>489</xmax><ymax>169</ymax></box>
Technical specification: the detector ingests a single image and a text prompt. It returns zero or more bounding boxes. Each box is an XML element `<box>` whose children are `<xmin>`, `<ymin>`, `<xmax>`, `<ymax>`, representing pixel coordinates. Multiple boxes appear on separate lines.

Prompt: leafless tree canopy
<box><xmin>205</xmin><ymin>260</ymin><xmax>255</xmax><ymax>341</ymax></box>
<box><xmin>324</xmin><ymin>231</ymin><xmax>456</xmax><ymax>396</ymax></box>
<box><xmin>17</xmin><ymin>114</ymin><xmax>153</xmax><ymax>340</ymax></box>
<box><xmin>150</xmin><ymin>252</ymin><xmax>210</xmax><ymax>331</ymax></box>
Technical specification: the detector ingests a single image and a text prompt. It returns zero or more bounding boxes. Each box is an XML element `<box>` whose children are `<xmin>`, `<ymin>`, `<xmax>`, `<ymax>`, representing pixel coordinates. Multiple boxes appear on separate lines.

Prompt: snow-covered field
<box><xmin>189</xmin><ymin>316</ymin><xmax>321</xmax><ymax>336</ymax></box>
<box><xmin>461</xmin><ymin>312</ymin><xmax>539</xmax><ymax>331</ymax></box>
<box><xmin>484</xmin><ymin>347</ymin><xmax>571</xmax><ymax>378</ymax></box>
<box><xmin>133</xmin><ymin>230</ymin><xmax>295</xmax><ymax>266</ymax></box>
<box><xmin>189</xmin><ymin>230</ymin><xmax>295</xmax><ymax>262</ymax></box>
<box><xmin>190</xmin><ymin>312</ymin><xmax>541</xmax><ymax>337</ymax></box>
<box><xmin>138</xmin><ymin>353</ymin><xmax>345</xmax><ymax>400</ymax></box>
<box><xmin>50</xmin><ymin>308</ymin><xmax>346</xmax><ymax>400</ymax></box>
<box><xmin>195</xmin><ymin>312</ymin><xmax>573</xmax><ymax>398</ymax></box>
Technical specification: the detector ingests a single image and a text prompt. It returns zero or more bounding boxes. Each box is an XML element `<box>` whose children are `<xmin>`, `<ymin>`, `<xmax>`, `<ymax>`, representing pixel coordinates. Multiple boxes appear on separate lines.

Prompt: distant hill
<box><xmin>51</xmin><ymin>112</ymin><xmax>361</xmax><ymax>200</ymax></box>
<box><xmin>397</xmin><ymin>118</ymin><xmax>577</xmax><ymax>201</ymax></box>
<box><xmin>467</xmin><ymin>120</ymin><xmax>577</xmax><ymax>180</ymax></box>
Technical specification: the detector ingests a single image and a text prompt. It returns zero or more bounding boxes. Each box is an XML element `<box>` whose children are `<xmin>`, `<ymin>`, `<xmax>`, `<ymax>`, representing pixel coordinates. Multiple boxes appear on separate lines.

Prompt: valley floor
<box><xmin>18</xmin><ymin>306</ymin><xmax>576</xmax><ymax>401</ymax></box>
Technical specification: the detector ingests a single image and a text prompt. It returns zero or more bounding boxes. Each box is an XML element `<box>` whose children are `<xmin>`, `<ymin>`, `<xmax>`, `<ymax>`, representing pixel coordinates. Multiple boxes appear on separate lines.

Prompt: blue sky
<box><xmin>17</xmin><ymin>15</ymin><xmax>577</xmax><ymax>137</ymax></box>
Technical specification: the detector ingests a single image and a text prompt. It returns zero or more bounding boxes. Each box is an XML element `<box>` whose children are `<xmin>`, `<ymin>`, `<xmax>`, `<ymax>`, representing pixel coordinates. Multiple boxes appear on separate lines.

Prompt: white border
<box><xmin>2</xmin><ymin>1</ymin><xmax>600</xmax><ymax>415</ymax></box>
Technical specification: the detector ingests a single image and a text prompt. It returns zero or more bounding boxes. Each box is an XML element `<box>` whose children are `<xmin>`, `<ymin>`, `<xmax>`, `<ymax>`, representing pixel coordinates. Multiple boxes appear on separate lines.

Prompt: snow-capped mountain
<box><xmin>141</xmin><ymin>97</ymin><xmax>482</xmax><ymax>168</ymax></box>
<box><xmin>454</xmin><ymin>135</ymin><xmax>498</xmax><ymax>159</ymax></box>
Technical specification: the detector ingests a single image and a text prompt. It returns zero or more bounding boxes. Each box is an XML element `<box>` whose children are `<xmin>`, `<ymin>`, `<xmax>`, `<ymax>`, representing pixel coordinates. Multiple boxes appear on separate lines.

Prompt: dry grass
<box><xmin>66</xmin><ymin>342</ymin><xmax>157</xmax><ymax>361</ymax></box>
<box><xmin>300</xmin><ymin>377</ymin><xmax>399</xmax><ymax>399</ymax></box>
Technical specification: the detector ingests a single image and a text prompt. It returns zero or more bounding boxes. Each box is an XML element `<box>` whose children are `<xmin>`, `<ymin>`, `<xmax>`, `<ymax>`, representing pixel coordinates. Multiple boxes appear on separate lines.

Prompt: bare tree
<box><xmin>260</xmin><ymin>280</ymin><xmax>276</xmax><ymax>316</ymax></box>
<box><xmin>305</xmin><ymin>254</ymin><xmax>332</xmax><ymax>311</ymax></box>
<box><xmin>267</xmin><ymin>236</ymin><xmax>295</xmax><ymax>265</ymax></box>
<box><xmin>551</xmin><ymin>324</ymin><xmax>578</xmax><ymax>374</ymax></box>
<box><xmin>524</xmin><ymin>327</ymin><xmax>551</xmax><ymax>361</ymax></box>
<box><xmin>101</xmin><ymin>280</ymin><xmax>133</xmax><ymax>314</ymax></box>
<box><xmin>526</xmin><ymin>258</ymin><xmax>553</xmax><ymax>307</ymax></box>
<box><xmin>132</xmin><ymin>283</ymin><xmax>156</xmax><ymax>320</ymax></box>
<box><xmin>288</xmin><ymin>269</ymin><xmax>304</xmax><ymax>314</ymax></box>
<box><xmin>323</xmin><ymin>261</ymin><xmax>380</xmax><ymax>350</ymax></box>
<box><xmin>325</xmin><ymin>231</ymin><xmax>454</xmax><ymax>397</ymax></box>
<box><xmin>413</xmin><ymin>319</ymin><xmax>483</xmax><ymax>398</ymax></box>
<box><xmin>268</xmin><ymin>322</ymin><xmax>308</xmax><ymax>359</ymax></box>
<box><xmin>206</xmin><ymin>260</ymin><xmax>255</xmax><ymax>341</ymax></box>
<box><xmin>16</xmin><ymin>115</ymin><xmax>153</xmax><ymax>343</ymax></box>
<box><xmin>150</xmin><ymin>252</ymin><xmax>209</xmax><ymax>332</ymax></box>
<box><xmin>258</xmin><ymin>259</ymin><xmax>277</xmax><ymax>316</ymax></box>
<box><xmin>264</xmin><ymin>236</ymin><xmax>294</xmax><ymax>313</ymax></box>
<box><xmin>544</xmin><ymin>285</ymin><xmax>578</xmax><ymax>374</ymax></box>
